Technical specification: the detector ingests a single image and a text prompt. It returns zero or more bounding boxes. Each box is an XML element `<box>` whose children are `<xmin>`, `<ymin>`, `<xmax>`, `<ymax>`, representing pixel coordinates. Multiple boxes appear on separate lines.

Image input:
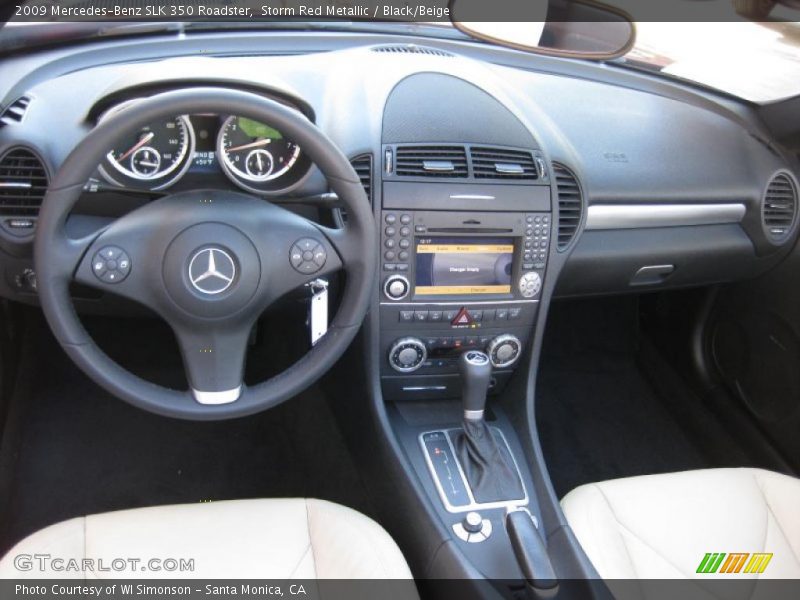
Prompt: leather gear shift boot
<box><xmin>454</xmin><ymin>418</ymin><xmax>524</xmax><ymax>504</ymax></box>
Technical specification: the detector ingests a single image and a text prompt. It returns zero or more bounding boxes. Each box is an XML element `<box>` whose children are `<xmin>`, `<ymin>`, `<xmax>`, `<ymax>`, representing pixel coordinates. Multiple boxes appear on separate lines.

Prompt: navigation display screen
<box><xmin>415</xmin><ymin>237</ymin><xmax>514</xmax><ymax>295</ymax></box>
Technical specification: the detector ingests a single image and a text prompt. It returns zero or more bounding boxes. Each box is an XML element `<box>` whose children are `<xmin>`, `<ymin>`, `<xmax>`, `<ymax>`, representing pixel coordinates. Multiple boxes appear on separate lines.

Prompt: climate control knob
<box><xmin>389</xmin><ymin>337</ymin><xmax>427</xmax><ymax>373</ymax></box>
<box><xmin>384</xmin><ymin>275</ymin><xmax>410</xmax><ymax>300</ymax></box>
<box><xmin>487</xmin><ymin>334</ymin><xmax>522</xmax><ymax>368</ymax></box>
<box><xmin>518</xmin><ymin>272</ymin><xmax>542</xmax><ymax>298</ymax></box>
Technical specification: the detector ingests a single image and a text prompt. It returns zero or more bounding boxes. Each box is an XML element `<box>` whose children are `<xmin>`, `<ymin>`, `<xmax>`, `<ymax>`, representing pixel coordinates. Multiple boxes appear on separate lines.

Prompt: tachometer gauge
<box><xmin>218</xmin><ymin>116</ymin><xmax>303</xmax><ymax>192</ymax></box>
<box><xmin>100</xmin><ymin>114</ymin><xmax>195</xmax><ymax>190</ymax></box>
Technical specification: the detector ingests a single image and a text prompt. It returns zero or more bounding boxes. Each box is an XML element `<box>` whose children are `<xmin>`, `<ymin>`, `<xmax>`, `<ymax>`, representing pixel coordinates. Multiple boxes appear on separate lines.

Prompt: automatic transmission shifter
<box><xmin>454</xmin><ymin>351</ymin><xmax>525</xmax><ymax>504</ymax></box>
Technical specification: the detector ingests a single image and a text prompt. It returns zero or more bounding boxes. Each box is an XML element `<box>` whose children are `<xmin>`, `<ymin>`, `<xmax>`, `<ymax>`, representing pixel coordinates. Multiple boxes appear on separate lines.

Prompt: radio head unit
<box><xmin>381</xmin><ymin>210</ymin><xmax>549</xmax><ymax>303</ymax></box>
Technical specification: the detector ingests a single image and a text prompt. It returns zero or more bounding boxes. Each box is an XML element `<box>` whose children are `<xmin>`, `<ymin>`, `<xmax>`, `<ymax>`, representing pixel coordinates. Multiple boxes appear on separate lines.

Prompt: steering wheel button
<box><xmin>93</xmin><ymin>261</ymin><xmax>106</xmax><ymax>274</ymax></box>
<box><xmin>302</xmin><ymin>250</ymin><xmax>314</xmax><ymax>261</ymax></box>
<box><xmin>300</xmin><ymin>261</ymin><xmax>321</xmax><ymax>274</ymax></box>
<box><xmin>313</xmin><ymin>250</ymin><xmax>327</xmax><ymax>267</ymax></box>
<box><xmin>298</xmin><ymin>239</ymin><xmax>316</xmax><ymax>251</ymax></box>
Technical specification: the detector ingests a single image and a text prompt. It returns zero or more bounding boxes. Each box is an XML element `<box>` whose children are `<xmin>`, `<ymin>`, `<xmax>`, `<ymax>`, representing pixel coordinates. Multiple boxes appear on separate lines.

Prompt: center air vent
<box><xmin>762</xmin><ymin>173</ymin><xmax>797</xmax><ymax>242</ymax></box>
<box><xmin>470</xmin><ymin>147</ymin><xmax>538</xmax><ymax>180</ymax></box>
<box><xmin>553</xmin><ymin>163</ymin><xmax>584</xmax><ymax>251</ymax></box>
<box><xmin>371</xmin><ymin>45</ymin><xmax>453</xmax><ymax>57</ymax></box>
<box><xmin>0</xmin><ymin>96</ymin><xmax>32</xmax><ymax>127</ymax></box>
<box><xmin>395</xmin><ymin>146</ymin><xmax>468</xmax><ymax>178</ymax></box>
<box><xmin>0</xmin><ymin>147</ymin><xmax>49</xmax><ymax>218</ymax></box>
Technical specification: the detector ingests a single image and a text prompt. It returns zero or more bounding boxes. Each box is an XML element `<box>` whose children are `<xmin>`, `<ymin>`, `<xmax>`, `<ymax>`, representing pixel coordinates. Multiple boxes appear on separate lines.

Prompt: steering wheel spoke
<box><xmin>171</xmin><ymin>320</ymin><xmax>252</xmax><ymax>404</ymax></box>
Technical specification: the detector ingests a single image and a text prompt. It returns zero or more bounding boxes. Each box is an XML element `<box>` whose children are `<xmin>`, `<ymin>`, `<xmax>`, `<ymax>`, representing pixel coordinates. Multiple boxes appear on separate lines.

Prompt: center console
<box><xmin>379</xmin><ymin>207</ymin><xmax>551</xmax><ymax>400</ymax></box>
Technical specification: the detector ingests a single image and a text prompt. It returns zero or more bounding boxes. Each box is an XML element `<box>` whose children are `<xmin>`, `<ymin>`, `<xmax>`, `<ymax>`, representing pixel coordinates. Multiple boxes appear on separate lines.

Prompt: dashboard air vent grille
<box><xmin>350</xmin><ymin>154</ymin><xmax>372</xmax><ymax>203</ymax></box>
<box><xmin>371</xmin><ymin>45</ymin><xmax>453</xmax><ymax>57</ymax></box>
<box><xmin>470</xmin><ymin>147</ymin><xmax>538</xmax><ymax>180</ymax></box>
<box><xmin>0</xmin><ymin>96</ymin><xmax>32</xmax><ymax>127</ymax></box>
<box><xmin>0</xmin><ymin>148</ymin><xmax>49</xmax><ymax>216</ymax></box>
<box><xmin>338</xmin><ymin>154</ymin><xmax>372</xmax><ymax>225</ymax></box>
<box><xmin>762</xmin><ymin>173</ymin><xmax>797</xmax><ymax>241</ymax></box>
<box><xmin>553</xmin><ymin>163</ymin><xmax>583</xmax><ymax>251</ymax></box>
<box><xmin>395</xmin><ymin>146</ymin><xmax>468</xmax><ymax>178</ymax></box>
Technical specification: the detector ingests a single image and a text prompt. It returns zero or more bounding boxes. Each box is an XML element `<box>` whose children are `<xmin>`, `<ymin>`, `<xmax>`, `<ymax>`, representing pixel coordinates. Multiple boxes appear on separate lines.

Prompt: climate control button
<box><xmin>487</xmin><ymin>334</ymin><xmax>522</xmax><ymax>368</ymax></box>
<box><xmin>389</xmin><ymin>337</ymin><xmax>427</xmax><ymax>373</ymax></box>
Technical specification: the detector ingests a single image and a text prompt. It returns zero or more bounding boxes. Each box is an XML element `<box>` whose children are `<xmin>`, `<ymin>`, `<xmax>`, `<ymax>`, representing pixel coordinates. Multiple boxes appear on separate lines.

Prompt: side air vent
<box><xmin>371</xmin><ymin>45</ymin><xmax>453</xmax><ymax>57</ymax></box>
<box><xmin>762</xmin><ymin>173</ymin><xmax>797</xmax><ymax>242</ymax></box>
<box><xmin>338</xmin><ymin>154</ymin><xmax>372</xmax><ymax>225</ymax></box>
<box><xmin>471</xmin><ymin>147</ymin><xmax>538</xmax><ymax>180</ymax></box>
<box><xmin>553</xmin><ymin>163</ymin><xmax>583</xmax><ymax>251</ymax></box>
<box><xmin>0</xmin><ymin>96</ymin><xmax>32</xmax><ymax>126</ymax></box>
<box><xmin>395</xmin><ymin>145</ymin><xmax>468</xmax><ymax>178</ymax></box>
<box><xmin>0</xmin><ymin>147</ymin><xmax>49</xmax><ymax>217</ymax></box>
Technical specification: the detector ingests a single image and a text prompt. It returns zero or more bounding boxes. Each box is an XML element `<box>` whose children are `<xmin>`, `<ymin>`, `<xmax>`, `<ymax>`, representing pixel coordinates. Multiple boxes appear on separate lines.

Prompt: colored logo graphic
<box><xmin>696</xmin><ymin>553</ymin><xmax>773</xmax><ymax>574</ymax></box>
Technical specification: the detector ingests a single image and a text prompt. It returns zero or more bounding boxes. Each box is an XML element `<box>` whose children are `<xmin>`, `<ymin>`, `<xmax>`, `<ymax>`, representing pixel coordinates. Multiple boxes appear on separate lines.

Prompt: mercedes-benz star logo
<box><xmin>188</xmin><ymin>247</ymin><xmax>236</xmax><ymax>295</ymax></box>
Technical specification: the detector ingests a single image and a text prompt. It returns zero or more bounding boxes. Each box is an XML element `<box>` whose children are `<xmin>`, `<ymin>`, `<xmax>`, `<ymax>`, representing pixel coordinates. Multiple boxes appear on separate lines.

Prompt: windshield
<box><xmin>2</xmin><ymin>10</ymin><xmax>800</xmax><ymax>104</ymax></box>
<box><xmin>626</xmin><ymin>21</ymin><xmax>800</xmax><ymax>103</ymax></box>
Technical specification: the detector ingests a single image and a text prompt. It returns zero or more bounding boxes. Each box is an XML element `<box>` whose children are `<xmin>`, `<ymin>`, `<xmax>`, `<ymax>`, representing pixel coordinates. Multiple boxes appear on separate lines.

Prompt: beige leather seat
<box><xmin>0</xmin><ymin>498</ymin><xmax>415</xmax><ymax>581</ymax></box>
<box><xmin>561</xmin><ymin>468</ymin><xmax>800</xmax><ymax>579</ymax></box>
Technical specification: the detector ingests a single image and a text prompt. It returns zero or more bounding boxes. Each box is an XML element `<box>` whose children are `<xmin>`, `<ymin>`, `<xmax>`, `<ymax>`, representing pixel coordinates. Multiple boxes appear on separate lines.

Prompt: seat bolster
<box><xmin>561</xmin><ymin>484</ymin><xmax>639</xmax><ymax>579</ymax></box>
<box><xmin>561</xmin><ymin>468</ymin><xmax>800</xmax><ymax>580</ymax></box>
<box><xmin>753</xmin><ymin>469</ymin><xmax>800</xmax><ymax>563</ymax></box>
<box><xmin>0</xmin><ymin>498</ymin><xmax>414</xmax><ymax>582</ymax></box>
<box><xmin>0</xmin><ymin>516</ymin><xmax>86</xmax><ymax>579</ymax></box>
<box><xmin>307</xmin><ymin>498</ymin><xmax>413</xmax><ymax>579</ymax></box>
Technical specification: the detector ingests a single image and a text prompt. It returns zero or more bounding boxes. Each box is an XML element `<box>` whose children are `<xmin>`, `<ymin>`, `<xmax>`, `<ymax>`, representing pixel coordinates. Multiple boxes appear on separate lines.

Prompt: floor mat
<box><xmin>0</xmin><ymin>315</ymin><xmax>371</xmax><ymax>553</ymax></box>
<box><xmin>537</xmin><ymin>297</ymin><xmax>758</xmax><ymax>499</ymax></box>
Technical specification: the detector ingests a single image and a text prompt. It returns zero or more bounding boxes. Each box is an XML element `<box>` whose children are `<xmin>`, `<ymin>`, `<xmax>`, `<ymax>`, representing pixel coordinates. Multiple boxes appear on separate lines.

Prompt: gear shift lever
<box><xmin>459</xmin><ymin>350</ymin><xmax>493</xmax><ymax>421</ymax></box>
<box><xmin>455</xmin><ymin>350</ymin><xmax>524</xmax><ymax>504</ymax></box>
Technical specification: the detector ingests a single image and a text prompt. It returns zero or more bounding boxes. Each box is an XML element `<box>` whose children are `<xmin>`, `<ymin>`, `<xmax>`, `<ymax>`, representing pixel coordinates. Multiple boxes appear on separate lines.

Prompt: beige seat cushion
<box><xmin>0</xmin><ymin>498</ymin><xmax>415</xmax><ymax>581</ymax></box>
<box><xmin>561</xmin><ymin>468</ymin><xmax>800</xmax><ymax>579</ymax></box>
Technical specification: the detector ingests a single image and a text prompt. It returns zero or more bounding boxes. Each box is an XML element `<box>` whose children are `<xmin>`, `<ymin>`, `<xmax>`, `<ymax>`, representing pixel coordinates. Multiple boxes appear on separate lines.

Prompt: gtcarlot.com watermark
<box><xmin>13</xmin><ymin>553</ymin><xmax>195</xmax><ymax>573</ymax></box>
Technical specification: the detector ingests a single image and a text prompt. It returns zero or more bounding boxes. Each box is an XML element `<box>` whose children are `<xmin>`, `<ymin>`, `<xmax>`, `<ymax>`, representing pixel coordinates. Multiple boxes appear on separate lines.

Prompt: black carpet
<box><xmin>0</xmin><ymin>313</ymin><xmax>371</xmax><ymax>553</ymax></box>
<box><xmin>537</xmin><ymin>297</ymin><xmax>760</xmax><ymax>499</ymax></box>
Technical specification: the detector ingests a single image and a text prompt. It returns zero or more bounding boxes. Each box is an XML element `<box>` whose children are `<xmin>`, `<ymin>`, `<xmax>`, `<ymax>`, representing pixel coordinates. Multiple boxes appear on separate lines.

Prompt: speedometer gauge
<box><xmin>218</xmin><ymin>116</ymin><xmax>302</xmax><ymax>192</ymax></box>
<box><xmin>100</xmin><ymin>114</ymin><xmax>195</xmax><ymax>190</ymax></box>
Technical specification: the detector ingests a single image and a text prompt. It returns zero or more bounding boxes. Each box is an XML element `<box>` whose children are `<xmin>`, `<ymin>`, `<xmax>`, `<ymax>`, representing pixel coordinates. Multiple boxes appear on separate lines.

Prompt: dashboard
<box><xmin>0</xmin><ymin>34</ymin><xmax>798</xmax><ymax>355</ymax></box>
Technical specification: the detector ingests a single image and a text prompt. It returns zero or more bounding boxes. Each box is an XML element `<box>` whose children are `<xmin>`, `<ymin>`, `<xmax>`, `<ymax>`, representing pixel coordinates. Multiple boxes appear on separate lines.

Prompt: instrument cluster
<box><xmin>98</xmin><ymin>104</ymin><xmax>311</xmax><ymax>195</ymax></box>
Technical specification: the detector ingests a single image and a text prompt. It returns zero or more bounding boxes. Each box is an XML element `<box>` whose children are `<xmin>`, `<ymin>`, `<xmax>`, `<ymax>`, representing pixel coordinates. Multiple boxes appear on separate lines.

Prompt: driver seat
<box><xmin>0</xmin><ymin>498</ymin><xmax>415</xmax><ymax>581</ymax></box>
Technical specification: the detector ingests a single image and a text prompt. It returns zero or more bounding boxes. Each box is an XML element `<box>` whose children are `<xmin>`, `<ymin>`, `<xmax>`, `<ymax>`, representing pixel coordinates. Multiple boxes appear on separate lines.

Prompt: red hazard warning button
<box><xmin>451</xmin><ymin>307</ymin><xmax>473</xmax><ymax>326</ymax></box>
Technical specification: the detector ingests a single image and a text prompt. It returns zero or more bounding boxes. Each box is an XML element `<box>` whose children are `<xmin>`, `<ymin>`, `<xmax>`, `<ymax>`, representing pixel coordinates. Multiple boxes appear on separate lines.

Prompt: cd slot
<box><xmin>425</xmin><ymin>228</ymin><xmax>513</xmax><ymax>234</ymax></box>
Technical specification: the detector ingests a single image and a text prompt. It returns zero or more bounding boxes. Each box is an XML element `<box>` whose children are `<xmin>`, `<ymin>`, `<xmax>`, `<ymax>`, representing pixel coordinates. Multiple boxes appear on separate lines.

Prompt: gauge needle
<box><xmin>226</xmin><ymin>139</ymin><xmax>271</xmax><ymax>153</ymax></box>
<box><xmin>118</xmin><ymin>132</ymin><xmax>155</xmax><ymax>162</ymax></box>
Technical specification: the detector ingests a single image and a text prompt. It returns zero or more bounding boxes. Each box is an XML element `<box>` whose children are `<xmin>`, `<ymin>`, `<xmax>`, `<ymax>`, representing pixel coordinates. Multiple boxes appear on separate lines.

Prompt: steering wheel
<box><xmin>34</xmin><ymin>88</ymin><xmax>376</xmax><ymax>420</ymax></box>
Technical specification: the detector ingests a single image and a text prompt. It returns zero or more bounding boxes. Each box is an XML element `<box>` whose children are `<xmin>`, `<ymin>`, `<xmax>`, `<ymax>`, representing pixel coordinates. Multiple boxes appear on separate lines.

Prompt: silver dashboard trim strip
<box><xmin>586</xmin><ymin>203</ymin><xmax>746</xmax><ymax>230</ymax></box>
<box><xmin>380</xmin><ymin>299</ymin><xmax>539</xmax><ymax>306</ymax></box>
